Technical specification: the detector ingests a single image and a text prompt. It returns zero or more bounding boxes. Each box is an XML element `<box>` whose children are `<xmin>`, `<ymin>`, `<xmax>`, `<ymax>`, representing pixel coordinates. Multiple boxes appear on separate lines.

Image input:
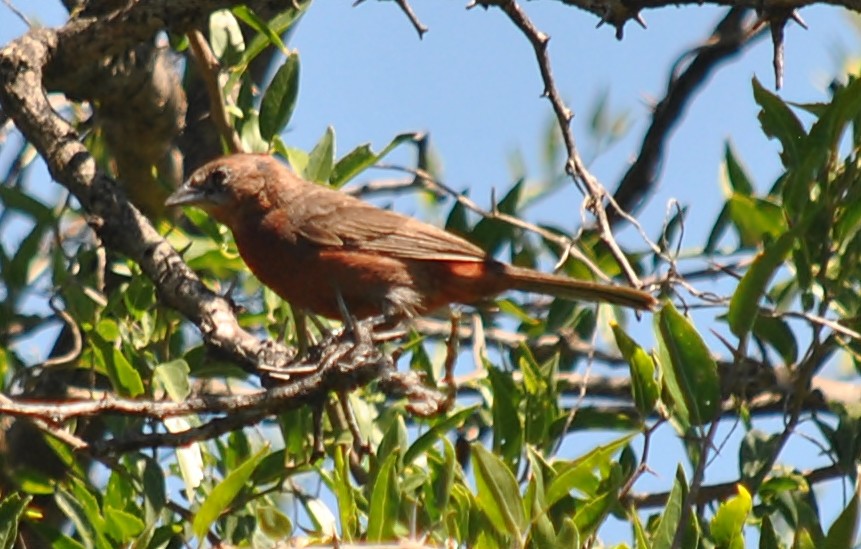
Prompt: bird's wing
<box><xmin>283</xmin><ymin>186</ymin><xmax>488</xmax><ymax>262</ymax></box>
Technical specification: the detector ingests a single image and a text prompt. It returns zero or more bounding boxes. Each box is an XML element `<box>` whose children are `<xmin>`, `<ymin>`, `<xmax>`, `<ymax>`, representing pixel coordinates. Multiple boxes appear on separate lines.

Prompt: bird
<box><xmin>165</xmin><ymin>154</ymin><xmax>657</xmax><ymax>320</ymax></box>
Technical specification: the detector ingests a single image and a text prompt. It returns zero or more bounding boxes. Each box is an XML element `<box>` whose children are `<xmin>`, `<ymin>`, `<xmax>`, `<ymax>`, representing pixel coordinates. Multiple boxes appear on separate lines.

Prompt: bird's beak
<box><xmin>165</xmin><ymin>182</ymin><xmax>205</xmax><ymax>207</ymax></box>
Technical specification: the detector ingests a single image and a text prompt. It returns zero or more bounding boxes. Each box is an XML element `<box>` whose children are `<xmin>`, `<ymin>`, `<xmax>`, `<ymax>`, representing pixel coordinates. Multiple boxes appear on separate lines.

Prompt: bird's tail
<box><xmin>503</xmin><ymin>265</ymin><xmax>658</xmax><ymax>311</ymax></box>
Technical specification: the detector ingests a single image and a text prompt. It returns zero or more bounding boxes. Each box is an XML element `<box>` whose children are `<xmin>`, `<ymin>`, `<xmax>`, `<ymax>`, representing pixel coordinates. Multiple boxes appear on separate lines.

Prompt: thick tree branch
<box><xmin>611</xmin><ymin>8</ymin><xmax>764</xmax><ymax>220</ymax></box>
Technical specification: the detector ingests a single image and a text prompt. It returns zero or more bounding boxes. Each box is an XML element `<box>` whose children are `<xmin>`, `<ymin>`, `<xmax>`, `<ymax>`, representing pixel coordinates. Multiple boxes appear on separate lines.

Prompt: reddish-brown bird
<box><xmin>166</xmin><ymin>154</ymin><xmax>657</xmax><ymax>319</ymax></box>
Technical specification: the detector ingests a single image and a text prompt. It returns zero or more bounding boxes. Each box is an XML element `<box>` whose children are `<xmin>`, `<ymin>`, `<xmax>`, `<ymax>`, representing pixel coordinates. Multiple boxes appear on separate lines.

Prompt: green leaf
<box><xmin>193</xmin><ymin>446</ymin><xmax>268</xmax><ymax>539</ymax></box>
<box><xmin>704</xmin><ymin>202</ymin><xmax>732</xmax><ymax>254</ymax></box>
<box><xmin>0</xmin><ymin>493</ymin><xmax>31</xmax><ymax>549</ymax></box>
<box><xmin>823</xmin><ymin>485</ymin><xmax>859</xmax><ymax>549</ymax></box>
<box><xmin>752</xmin><ymin>77</ymin><xmax>806</xmax><ymax>167</ymax></box>
<box><xmin>759</xmin><ymin>515</ymin><xmax>781</xmax><ymax>549</ymax></box>
<box><xmin>487</xmin><ymin>363</ymin><xmax>523</xmax><ymax>469</ymax></box>
<box><xmin>525</xmin><ymin>466</ymin><xmax>555</xmax><ymax>549</ymax></box>
<box><xmin>739</xmin><ymin>430</ymin><xmax>781</xmax><ymax>485</ymax></box>
<box><xmin>231</xmin><ymin>6</ymin><xmax>287</xmax><ymax>55</ymax></box>
<box><xmin>331</xmin><ymin>132</ymin><xmax>419</xmax><ymax>187</ymax></box>
<box><xmin>710</xmin><ymin>485</ymin><xmax>751</xmax><ymax>549</ymax></box>
<box><xmin>153</xmin><ymin>359</ymin><xmax>190</xmax><ymax>401</ymax></box>
<box><xmin>403</xmin><ymin>405</ymin><xmax>478</xmax><ymax>465</ymax></box>
<box><xmin>728</xmin><ymin>193</ymin><xmax>787</xmax><ymax>246</ymax></box>
<box><xmin>727</xmin><ymin>229</ymin><xmax>796</xmax><ymax>337</ymax></box>
<box><xmin>752</xmin><ymin>315</ymin><xmax>798</xmax><ymax>365</ymax></box>
<box><xmin>545</xmin><ymin>433</ymin><xmax>635</xmax><ymax>507</ymax></box>
<box><xmin>256</xmin><ymin>506</ymin><xmax>293</xmax><ymax>539</ymax></box>
<box><xmin>652</xmin><ymin>466</ymin><xmax>688</xmax><ymax>549</ymax></box>
<box><xmin>471</xmin><ymin>179</ymin><xmax>524</xmax><ymax>255</ymax></box>
<box><xmin>723</xmin><ymin>142</ymin><xmax>755</xmax><ymax>196</ymax></box>
<box><xmin>556</xmin><ymin>518</ymin><xmax>580</xmax><ymax>548</ymax></box>
<box><xmin>226</xmin><ymin>7</ymin><xmax>306</xmax><ymax>91</ymax></box>
<box><xmin>434</xmin><ymin>438</ymin><xmax>457</xmax><ymax>523</ymax></box>
<box><xmin>630</xmin><ymin>506</ymin><xmax>649</xmax><ymax>549</ymax></box>
<box><xmin>333</xmin><ymin>446</ymin><xmax>357</xmax><ymax>541</ymax></box>
<box><xmin>655</xmin><ymin>302</ymin><xmax>720</xmax><ymax>427</ymax></box>
<box><xmin>366</xmin><ymin>452</ymin><xmax>400</xmax><ymax>541</ymax></box>
<box><xmin>55</xmin><ymin>482</ymin><xmax>111</xmax><ymax>549</ymax></box>
<box><xmin>104</xmin><ymin>507</ymin><xmax>145</xmax><ymax>543</ymax></box>
<box><xmin>272</xmin><ymin>140</ymin><xmax>309</xmax><ymax>176</ymax></box>
<box><xmin>472</xmin><ymin>443</ymin><xmax>526</xmax><ymax>540</ymax></box>
<box><xmin>612</xmin><ymin>323</ymin><xmax>659</xmax><ymax>416</ymax></box>
<box><xmin>108</xmin><ymin>347</ymin><xmax>144</xmax><ymax>397</ymax></box>
<box><xmin>0</xmin><ymin>185</ymin><xmax>54</xmax><ymax>223</ymax></box>
<box><xmin>805</xmin><ymin>76</ymin><xmax>861</xmax><ymax>165</ymax></box>
<box><xmin>376</xmin><ymin>415</ymin><xmax>407</xmax><ymax>471</ymax></box>
<box><xmin>141</xmin><ymin>455</ymin><xmax>166</xmax><ymax>515</ymax></box>
<box><xmin>305</xmin><ymin>126</ymin><xmax>335</xmax><ymax>183</ymax></box>
<box><xmin>572</xmin><ymin>481</ymin><xmax>618</xmax><ymax>539</ymax></box>
<box><xmin>259</xmin><ymin>53</ymin><xmax>300</xmax><ymax>141</ymax></box>
<box><xmin>794</xmin><ymin>528</ymin><xmax>816</xmax><ymax>549</ymax></box>
<box><xmin>208</xmin><ymin>10</ymin><xmax>245</xmax><ymax>64</ymax></box>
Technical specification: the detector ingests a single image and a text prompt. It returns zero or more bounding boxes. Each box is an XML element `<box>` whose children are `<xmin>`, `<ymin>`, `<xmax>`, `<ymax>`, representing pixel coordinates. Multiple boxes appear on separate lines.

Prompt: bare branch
<box><xmin>612</xmin><ymin>8</ymin><xmax>764</xmax><ymax>220</ymax></box>
<box><xmin>186</xmin><ymin>29</ymin><xmax>244</xmax><ymax>154</ymax></box>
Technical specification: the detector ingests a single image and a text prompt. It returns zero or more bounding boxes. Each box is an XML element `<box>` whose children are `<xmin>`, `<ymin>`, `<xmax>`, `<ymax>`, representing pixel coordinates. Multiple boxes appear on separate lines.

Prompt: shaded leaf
<box><xmin>331</xmin><ymin>132</ymin><xmax>419</xmax><ymax>187</ymax></box>
<box><xmin>823</xmin><ymin>485</ymin><xmax>859</xmax><ymax>549</ymax></box>
<box><xmin>753</xmin><ymin>78</ymin><xmax>806</xmax><ymax>167</ymax></box>
<box><xmin>404</xmin><ymin>405</ymin><xmax>478</xmax><ymax>465</ymax></box>
<box><xmin>0</xmin><ymin>493</ymin><xmax>31</xmax><ymax>549</ymax></box>
<box><xmin>612</xmin><ymin>323</ymin><xmax>659</xmax><ymax>416</ymax></box>
<box><xmin>652</xmin><ymin>466</ymin><xmax>688</xmax><ymax>549</ymax></box>
<box><xmin>367</xmin><ymin>452</ymin><xmax>400</xmax><ymax>541</ymax></box>
<box><xmin>259</xmin><ymin>53</ymin><xmax>300</xmax><ymax>141</ymax></box>
<box><xmin>723</xmin><ymin>142</ymin><xmax>755</xmax><ymax>196</ymax></box>
<box><xmin>193</xmin><ymin>447</ymin><xmax>268</xmax><ymax>539</ymax></box>
<box><xmin>728</xmin><ymin>229</ymin><xmax>796</xmax><ymax>337</ymax></box>
<box><xmin>655</xmin><ymin>302</ymin><xmax>720</xmax><ymax>427</ymax></box>
<box><xmin>472</xmin><ymin>443</ymin><xmax>526</xmax><ymax>539</ymax></box>
<box><xmin>728</xmin><ymin>193</ymin><xmax>787</xmax><ymax>246</ymax></box>
<box><xmin>305</xmin><ymin>126</ymin><xmax>335</xmax><ymax>183</ymax></box>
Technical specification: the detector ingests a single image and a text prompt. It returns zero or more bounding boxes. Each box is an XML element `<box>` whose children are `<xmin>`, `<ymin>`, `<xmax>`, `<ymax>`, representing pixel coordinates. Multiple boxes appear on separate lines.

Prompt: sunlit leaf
<box><xmin>710</xmin><ymin>485</ymin><xmax>751</xmax><ymax>549</ymax></box>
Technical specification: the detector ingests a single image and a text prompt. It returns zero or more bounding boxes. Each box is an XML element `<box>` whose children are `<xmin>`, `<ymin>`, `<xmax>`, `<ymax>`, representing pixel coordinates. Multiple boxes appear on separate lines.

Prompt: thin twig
<box><xmin>0</xmin><ymin>0</ymin><xmax>30</xmax><ymax>27</ymax></box>
<box><xmin>186</xmin><ymin>29</ymin><xmax>243</xmax><ymax>154</ymax></box>
<box><xmin>491</xmin><ymin>0</ymin><xmax>645</xmax><ymax>288</ymax></box>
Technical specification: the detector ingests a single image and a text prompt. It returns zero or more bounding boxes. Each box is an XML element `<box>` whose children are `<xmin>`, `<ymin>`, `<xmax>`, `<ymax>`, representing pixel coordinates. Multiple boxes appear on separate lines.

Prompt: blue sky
<box><xmin>1</xmin><ymin>1</ymin><xmax>859</xmax><ymax>545</ymax></box>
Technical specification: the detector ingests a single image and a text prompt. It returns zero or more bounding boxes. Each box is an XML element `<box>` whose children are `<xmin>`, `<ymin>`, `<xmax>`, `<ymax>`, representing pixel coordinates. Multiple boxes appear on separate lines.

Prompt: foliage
<box><xmin>0</xmin><ymin>4</ymin><xmax>860</xmax><ymax>549</ymax></box>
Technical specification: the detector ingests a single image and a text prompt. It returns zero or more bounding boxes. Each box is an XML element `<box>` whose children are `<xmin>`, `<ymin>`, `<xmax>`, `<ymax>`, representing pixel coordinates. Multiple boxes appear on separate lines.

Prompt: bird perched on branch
<box><xmin>166</xmin><ymin>154</ymin><xmax>657</xmax><ymax>320</ymax></box>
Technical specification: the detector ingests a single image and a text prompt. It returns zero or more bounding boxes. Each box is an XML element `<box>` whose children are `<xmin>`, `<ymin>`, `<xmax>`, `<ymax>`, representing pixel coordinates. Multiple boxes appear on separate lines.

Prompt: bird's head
<box><xmin>166</xmin><ymin>154</ymin><xmax>270</xmax><ymax>223</ymax></box>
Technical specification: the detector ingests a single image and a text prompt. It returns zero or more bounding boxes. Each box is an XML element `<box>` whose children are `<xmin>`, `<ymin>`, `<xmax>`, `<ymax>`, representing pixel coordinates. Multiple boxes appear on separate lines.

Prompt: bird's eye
<box><xmin>203</xmin><ymin>166</ymin><xmax>230</xmax><ymax>194</ymax></box>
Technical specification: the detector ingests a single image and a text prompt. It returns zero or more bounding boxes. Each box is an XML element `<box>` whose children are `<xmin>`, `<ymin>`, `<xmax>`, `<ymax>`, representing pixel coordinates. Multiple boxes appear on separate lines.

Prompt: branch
<box><xmin>611</xmin><ymin>8</ymin><xmax>764</xmax><ymax>220</ymax></box>
<box><xmin>479</xmin><ymin>0</ymin><xmax>646</xmax><ymax>289</ymax></box>
<box><xmin>0</xmin><ymin>322</ymin><xmax>446</xmax><ymax>455</ymax></box>
<box><xmin>625</xmin><ymin>463</ymin><xmax>851</xmax><ymax>509</ymax></box>
<box><xmin>0</xmin><ymin>18</ymin><xmax>290</xmax><ymax>376</ymax></box>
